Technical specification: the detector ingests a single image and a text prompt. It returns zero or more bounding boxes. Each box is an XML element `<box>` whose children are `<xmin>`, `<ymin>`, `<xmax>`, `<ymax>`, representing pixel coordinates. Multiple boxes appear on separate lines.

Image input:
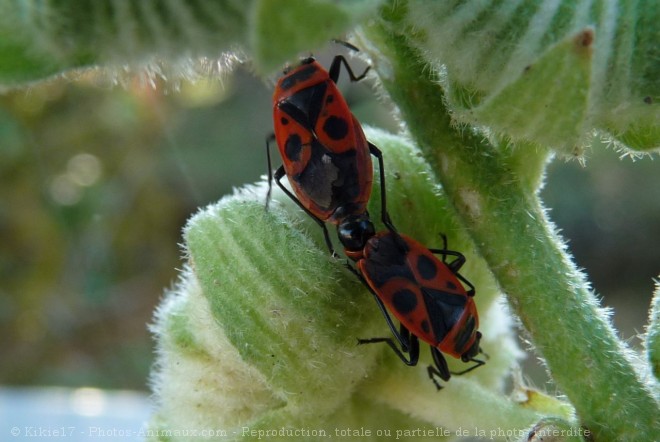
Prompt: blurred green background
<box><xmin>0</xmin><ymin>53</ymin><xmax>657</xmax><ymax>392</ymax></box>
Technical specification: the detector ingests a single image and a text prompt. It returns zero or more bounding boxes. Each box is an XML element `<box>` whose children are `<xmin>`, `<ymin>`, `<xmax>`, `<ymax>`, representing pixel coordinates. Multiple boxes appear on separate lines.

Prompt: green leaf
<box><xmin>0</xmin><ymin>0</ymin><xmax>255</xmax><ymax>87</ymax></box>
<box><xmin>468</xmin><ymin>29</ymin><xmax>593</xmax><ymax>156</ymax></box>
<box><xmin>404</xmin><ymin>0</ymin><xmax>660</xmax><ymax>156</ymax></box>
<box><xmin>0</xmin><ymin>29</ymin><xmax>64</xmax><ymax>88</ymax></box>
<box><xmin>250</xmin><ymin>0</ymin><xmax>383</xmax><ymax>73</ymax></box>
<box><xmin>0</xmin><ymin>0</ymin><xmax>385</xmax><ymax>87</ymax></box>
<box><xmin>609</xmin><ymin>119</ymin><xmax>660</xmax><ymax>154</ymax></box>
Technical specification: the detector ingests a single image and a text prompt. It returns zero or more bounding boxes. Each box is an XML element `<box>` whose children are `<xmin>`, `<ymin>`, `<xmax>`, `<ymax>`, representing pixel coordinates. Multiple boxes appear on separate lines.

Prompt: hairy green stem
<box><xmin>648</xmin><ymin>279</ymin><xmax>660</xmax><ymax>381</ymax></box>
<box><xmin>359</xmin><ymin>5</ymin><xmax>659</xmax><ymax>440</ymax></box>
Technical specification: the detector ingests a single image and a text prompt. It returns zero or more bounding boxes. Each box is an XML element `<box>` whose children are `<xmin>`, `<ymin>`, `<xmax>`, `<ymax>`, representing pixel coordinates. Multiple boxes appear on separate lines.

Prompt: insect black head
<box><xmin>282</xmin><ymin>56</ymin><xmax>316</xmax><ymax>75</ymax></box>
<box><xmin>337</xmin><ymin>214</ymin><xmax>375</xmax><ymax>254</ymax></box>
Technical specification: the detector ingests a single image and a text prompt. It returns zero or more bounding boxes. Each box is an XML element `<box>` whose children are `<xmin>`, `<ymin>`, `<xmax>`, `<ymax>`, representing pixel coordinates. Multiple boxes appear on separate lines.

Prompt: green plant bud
<box><xmin>148</xmin><ymin>128</ymin><xmax>532</xmax><ymax>440</ymax></box>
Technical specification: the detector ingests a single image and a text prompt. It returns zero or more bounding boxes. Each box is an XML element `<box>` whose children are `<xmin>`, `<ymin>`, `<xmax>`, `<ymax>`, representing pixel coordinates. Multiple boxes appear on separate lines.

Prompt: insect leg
<box><xmin>428</xmin><ymin>347</ymin><xmax>451</xmax><ymax>390</ymax></box>
<box><xmin>428</xmin><ymin>234</ymin><xmax>467</xmax><ymax>270</ymax></box>
<box><xmin>450</xmin><ymin>358</ymin><xmax>486</xmax><ymax>376</ymax></box>
<box><xmin>273</xmin><ymin>167</ymin><xmax>338</xmax><ymax>258</ymax></box>
<box><xmin>328</xmin><ymin>55</ymin><xmax>370</xmax><ymax>84</ymax></box>
<box><xmin>429</xmin><ymin>235</ymin><xmax>475</xmax><ymax>296</ymax></box>
<box><xmin>454</xmin><ymin>272</ymin><xmax>476</xmax><ymax>297</ymax></box>
<box><xmin>330</xmin><ymin>39</ymin><xmax>361</xmax><ymax>52</ymax></box>
<box><xmin>358</xmin><ymin>325</ymin><xmax>420</xmax><ymax>367</ymax></box>
<box><xmin>354</xmin><ymin>273</ymin><xmax>413</xmax><ymax>353</ymax></box>
<box><xmin>265</xmin><ymin>134</ymin><xmax>277</xmax><ymax>211</ymax></box>
<box><xmin>368</xmin><ymin>142</ymin><xmax>398</xmax><ymax>235</ymax></box>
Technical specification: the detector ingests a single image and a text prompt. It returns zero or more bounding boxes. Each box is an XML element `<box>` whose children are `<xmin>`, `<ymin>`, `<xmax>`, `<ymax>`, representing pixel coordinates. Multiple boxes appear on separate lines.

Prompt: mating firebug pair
<box><xmin>265</xmin><ymin>47</ymin><xmax>484</xmax><ymax>388</ymax></box>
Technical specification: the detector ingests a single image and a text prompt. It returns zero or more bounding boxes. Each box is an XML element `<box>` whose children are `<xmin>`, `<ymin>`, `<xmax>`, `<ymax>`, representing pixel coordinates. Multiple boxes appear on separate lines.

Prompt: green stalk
<box><xmin>359</xmin><ymin>5</ymin><xmax>659</xmax><ymax>440</ymax></box>
<box><xmin>647</xmin><ymin>279</ymin><xmax>660</xmax><ymax>381</ymax></box>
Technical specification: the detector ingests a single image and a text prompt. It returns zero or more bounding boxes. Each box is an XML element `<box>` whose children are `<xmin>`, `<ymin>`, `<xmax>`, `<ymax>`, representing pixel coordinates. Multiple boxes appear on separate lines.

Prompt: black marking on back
<box><xmin>279</xmin><ymin>64</ymin><xmax>318</xmax><ymax>91</ymax></box>
<box><xmin>392</xmin><ymin>289</ymin><xmax>417</xmax><ymax>315</ymax></box>
<box><xmin>280</xmin><ymin>117</ymin><xmax>289</xmax><ymax>125</ymax></box>
<box><xmin>292</xmin><ymin>140</ymin><xmax>359</xmax><ymax>210</ymax></box>
<box><xmin>323</xmin><ymin>115</ymin><xmax>349</xmax><ymax>140</ymax></box>
<box><xmin>417</xmin><ymin>254</ymin><xmax>438</xmax><ymax>280</ymax></box>
<box><xmin>285</xmin><ymin>134</ymin><xmax>303</xmax><ymax>162</ymax></box>
<box><xmin>279</xmin><ymin>83</ymin><xmax>327</xmax><ymax>131</ymax></box>
<box><xmin>362</xmin><ymin>234</ymin><xmax>413</xmax><ymax>288</ymax></box>
<box><xmin>421</xmin><ymin>287</ymin><xmax>467</xmax><ymax>342</ymax></box>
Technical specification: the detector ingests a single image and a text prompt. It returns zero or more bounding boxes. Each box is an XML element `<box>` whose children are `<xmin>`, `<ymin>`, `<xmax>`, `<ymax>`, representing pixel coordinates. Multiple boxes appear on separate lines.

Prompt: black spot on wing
<box><xmin>323</xmin><ymin>115</ymin><xmax>349</xmax><ymax>140</ymax></box>
<box><xmin>392</xmin><ymin>289</ymin><xmax>417</xmax><ymax>315</ymax></box>
<box><xmin>417</xmin><ymin>254</ymin><xmax>438</xmax><ymax>280</ymax></box>
<box><xmin>285</xmin><ymin>134</ymin><xmax>303</xmax><ymax>162</ymax></box>
<box><xmin>421</xmin><ymin>287</ymin><xmax>467</xmax><ymax>342</ymax></box>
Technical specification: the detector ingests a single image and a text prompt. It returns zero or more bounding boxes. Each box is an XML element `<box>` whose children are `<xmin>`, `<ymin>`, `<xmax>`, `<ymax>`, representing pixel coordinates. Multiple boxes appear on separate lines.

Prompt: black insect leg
<box><xmin>368</xmin><ymin>142</ymin><xmax>398</xmax><ymax>235</ymax></box>
<box><xmin>451</xmin><ymin>358</ymin><xmax>486</xmax><ymax>376</ymax></box>
<box><xmin>354</xmin><ymin>273</ymin><xmax>413</xmax><ymax>353</ymax></box>
<box><xmin>454</xmin><ymin>272</ymin><xmax>476</xmax><ymax>297</ymax></box>
<box><xmin>265</xmin><ymin>134</ymin><xmax>277</xmax><ymax>211</ymax></box>
<box><xmin>428</xmin><ymin>347</ymin><xmax>451</xmax><ymax>390</ymax></box>
<box><xmin>271</xmin><ymin>166</ymin><xmax>338</xmax><ymax>258</ymax></box>
<box><xmin>428</xmin><ymin>234</ymin><xmax>475</xmax><ymax>296</ymax></box>
<box><xmin>358</xmin><ymin>324</ymin><xmax>420</xmax><ymax>367</ymax></box>
<box><xmin>430</xmin><ymin>345</ymin><xmax>487</xmax><ymax>390</ymax></box>
<box><xmin>367</xmin><ymin>142</ymin><xmax>409</xmax><ymax>252</ymax></box>
<box><xmin>428</xmin><ymin>234</ymin><xmax>466</xmax><ymax>270</ymax></box>
<box><xmin>328</xmin><ymin>55</ymin><xmax>370</xmax><ymax>84</ymax></box>
<box><xmin>454</xmin><ymin>341</ymin><xmax>488</xmax><ymax>375</ymax></box>
<box><xmin>330</xmin><ymin>39</ymin><xmax>361</xmax><ymax>53</ymax></box>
